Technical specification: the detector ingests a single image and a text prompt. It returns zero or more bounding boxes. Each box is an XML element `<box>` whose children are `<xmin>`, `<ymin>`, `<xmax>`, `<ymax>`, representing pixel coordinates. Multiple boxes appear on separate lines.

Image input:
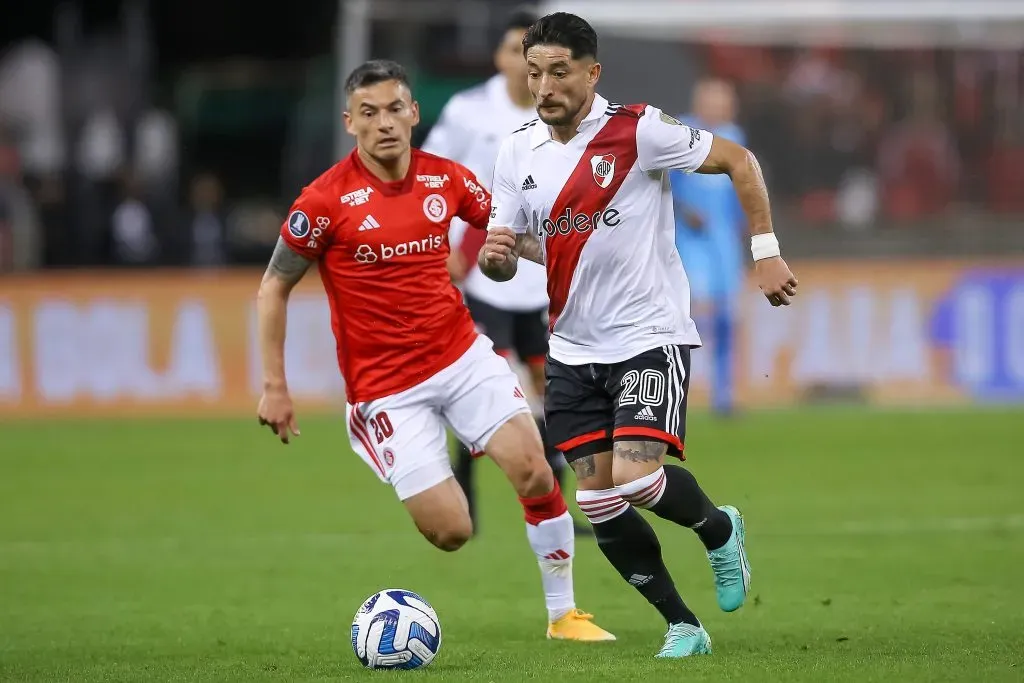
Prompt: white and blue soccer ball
<box><xmin>351</xmin><ymin>588</ymin><xmax>442</xmax><ymax>670</ymax></box>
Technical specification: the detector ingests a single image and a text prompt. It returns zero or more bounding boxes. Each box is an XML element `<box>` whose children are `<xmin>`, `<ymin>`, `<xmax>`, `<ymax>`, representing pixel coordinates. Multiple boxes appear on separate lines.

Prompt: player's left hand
<box><xmin>755</xmin><ymin>256</ymin><xmax>799</xmax><ymax>306</ymax></box>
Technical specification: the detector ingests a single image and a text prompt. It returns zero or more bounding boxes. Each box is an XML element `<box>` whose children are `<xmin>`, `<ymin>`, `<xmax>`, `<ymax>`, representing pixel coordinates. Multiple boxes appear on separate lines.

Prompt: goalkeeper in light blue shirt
<box><xmin>669</xmin><ymin>79</ymin><xmax>745</xmax><ymax>414</ymax></box>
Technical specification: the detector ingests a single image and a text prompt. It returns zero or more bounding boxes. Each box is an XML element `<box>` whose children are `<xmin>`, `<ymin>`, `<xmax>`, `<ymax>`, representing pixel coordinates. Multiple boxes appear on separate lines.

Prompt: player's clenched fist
<box><xmin>755</xmin><ymin>256</ymin><xmax>799</xmax><ymax>307</ymax></box>
<box><xmin>478</xmin><ymin>226</ymin><xmax>518</xmax><ymax>281</ymax></box>
<box><xmin>481</xmin><ymin>227</ymin><xmax>516</xmax><ymax>263</ymax></box>
<box><xmin>257</xmin><ymin>386</ymin><xmax>301</xmax><ymax>444</ymax></box>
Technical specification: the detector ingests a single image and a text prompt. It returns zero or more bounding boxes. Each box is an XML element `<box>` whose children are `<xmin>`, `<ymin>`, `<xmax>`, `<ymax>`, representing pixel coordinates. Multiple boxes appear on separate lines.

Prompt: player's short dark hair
<box><xmin>344</xmin><ymin>60</ymin><xmax>410</xmax><ymax>96</ymax></box>
<box><xmin>504</xmin><ymin>5</ymin><xmax>539</xmax><ymax>33</ymax></box>
<box><xmin>522</xmin><ymin>12</ymin><xmax>597</xmax><ymax>60</ymax></box>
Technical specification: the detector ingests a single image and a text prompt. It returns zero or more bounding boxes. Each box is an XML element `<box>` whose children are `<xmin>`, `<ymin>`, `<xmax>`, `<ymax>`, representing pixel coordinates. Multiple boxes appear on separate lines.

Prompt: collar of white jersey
<box><xmin>530</xmin><ymin>93</ymin><xmax>610</xmax><ymax>149</ymax></box>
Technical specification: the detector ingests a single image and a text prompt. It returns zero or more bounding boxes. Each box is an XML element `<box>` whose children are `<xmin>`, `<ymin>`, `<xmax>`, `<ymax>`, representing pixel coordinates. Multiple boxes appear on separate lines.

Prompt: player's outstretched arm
<box><xmin>256</xmin><ymin>238</ymin><xmax>312</xmax><ymax>443</ymax></box>
<box><xmin>696</xmin><ymin>137</ymin><xmax>799</xmax><ymax>306</ymax></box>
<box><xmin>478</xmin><ymin>228</ymin><xmax>543</xmax><ymax>282</ymax></box>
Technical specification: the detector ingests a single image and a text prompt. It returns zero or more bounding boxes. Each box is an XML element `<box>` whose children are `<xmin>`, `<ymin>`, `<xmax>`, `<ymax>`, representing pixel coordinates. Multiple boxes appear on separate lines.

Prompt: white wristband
<box><xmin>751</xmin><ymin>233</ymin><xmax>781</xmax><ymax>261</ymax></box>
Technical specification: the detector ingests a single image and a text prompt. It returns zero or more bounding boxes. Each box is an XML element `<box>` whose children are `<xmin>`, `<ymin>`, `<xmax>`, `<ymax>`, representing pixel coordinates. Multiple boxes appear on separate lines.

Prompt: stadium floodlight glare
<box><xmin>538</xmin><ymin>0</ymin><xmax>1024</xmax><ymax>48</ymax></box>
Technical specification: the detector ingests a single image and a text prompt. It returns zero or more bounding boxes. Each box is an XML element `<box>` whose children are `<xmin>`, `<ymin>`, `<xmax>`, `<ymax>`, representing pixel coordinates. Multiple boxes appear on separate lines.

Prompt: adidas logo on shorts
<box><xmin>634</xmin><ymin>405</ymin><xmax>658</xmax><ymax>421</ymax></box>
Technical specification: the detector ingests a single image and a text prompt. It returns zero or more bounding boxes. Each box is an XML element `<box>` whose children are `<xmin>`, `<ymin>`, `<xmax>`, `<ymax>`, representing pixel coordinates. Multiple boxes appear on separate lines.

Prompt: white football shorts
<box><xmin>346</xmin><ymin>334</ymin><xmax>531</xmax><ymax>500</ymax></box>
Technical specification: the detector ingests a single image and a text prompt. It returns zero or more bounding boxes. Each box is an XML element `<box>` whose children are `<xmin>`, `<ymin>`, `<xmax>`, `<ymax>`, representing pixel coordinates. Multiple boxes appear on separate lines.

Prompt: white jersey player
<box><xmin>421</xmin><ymin>6</ymin><xmax>589</xmax><ymax>536</ymax></box>
<box><xmin>478</xmin><ymin>12</ymin><xmax>799</xmax><ymax>659</ymax></box>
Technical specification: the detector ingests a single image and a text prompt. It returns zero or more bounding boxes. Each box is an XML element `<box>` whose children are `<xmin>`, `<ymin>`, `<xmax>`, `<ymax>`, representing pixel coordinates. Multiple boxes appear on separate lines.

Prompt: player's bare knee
<box><xmin>421</xmin><ymin>518</ymin><xmax>473</xmax><ymax>552</ymax></box>
<box><xmin>502</xmin><ymin>441</ymin><xmax>553</xmax><ymax>497</ymax></box>
<box><xmin>431</xmin><ymin>528</ymin><xmax>471</xmax><ymax>552</ymax></box>
<box><xmin>405</xmin><ymin>479</ymin><xmax>474</xmax><ymax>551</ymax></box>
<box><xmin>511</xmin><ymin>456</ymin><xmax>554</xmax><ymax>498</ymax></box>
<box><xmin>611</xmin><ymin>440</ymin><xmax>667</xmax><ymax>487</ymax></box>
<box><xmin>486</xmin><ymin>414</ymin><xmax>553</xmax><ymax>497</ymax></box>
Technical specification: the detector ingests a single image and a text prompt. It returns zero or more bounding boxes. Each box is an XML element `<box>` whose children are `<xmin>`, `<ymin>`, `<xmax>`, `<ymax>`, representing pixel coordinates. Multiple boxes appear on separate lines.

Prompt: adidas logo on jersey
<box><xmin>634</xmin><ymin>406</ymin><xmax>658</xmax><ymax>421</ymax></box>
<box><xmin>358</xmin><ymin>214</ymin><xmax>380</xmax><ymax>231</ymax></box>
<box><xmin>521</xmin><ymin>175</ymin><xmax>537</xmax><ymax>191</ymax></box>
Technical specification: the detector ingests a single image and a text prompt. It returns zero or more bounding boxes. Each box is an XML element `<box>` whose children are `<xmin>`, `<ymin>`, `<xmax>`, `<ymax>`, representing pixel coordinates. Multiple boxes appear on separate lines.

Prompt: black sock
<box><xmin>649</xmin><ymin>465</ymin><xmax>733</xmax><ymax>551</ymax></box>
<box><xmin>453</xmin><ymin>442</ymin><xmax>476</xmax><ymax>525</ymax></box>
<box><xmin>591</xmin><ymin>507</ymin><xmax>700</xmax><ymax>627</ymax></box>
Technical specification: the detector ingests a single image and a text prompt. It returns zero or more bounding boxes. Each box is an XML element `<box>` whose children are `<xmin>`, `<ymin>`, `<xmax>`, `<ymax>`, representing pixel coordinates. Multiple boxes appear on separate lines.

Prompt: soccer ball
<box><xmin>351</xmin><ymin>588</ymin><xmax>442</xmax><ymax>670</ymax></box>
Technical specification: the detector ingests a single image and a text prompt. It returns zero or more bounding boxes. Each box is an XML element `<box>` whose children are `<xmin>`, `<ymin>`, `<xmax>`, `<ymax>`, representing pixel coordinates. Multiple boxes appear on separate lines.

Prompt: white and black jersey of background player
<box><xmin>422</xmin><ymin>6</ymin><xmax>591</xmax><ymax>536</ymax></box>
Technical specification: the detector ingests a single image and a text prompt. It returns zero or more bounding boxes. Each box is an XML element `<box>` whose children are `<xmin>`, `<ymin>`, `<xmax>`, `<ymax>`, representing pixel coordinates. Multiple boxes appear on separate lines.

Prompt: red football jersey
<box><xmin>280</xmin><ymin>148</ymin><xmax>492</xmax><ymax>404</ymax></box>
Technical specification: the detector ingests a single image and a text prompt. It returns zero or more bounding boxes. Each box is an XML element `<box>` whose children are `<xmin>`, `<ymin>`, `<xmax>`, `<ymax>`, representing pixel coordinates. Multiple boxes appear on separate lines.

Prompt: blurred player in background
<box><xmin>670</xmin><ymin>79</ymin><xmax>746</xmax><ymax>415</ymax></box>
<box><xmin>422</xmin><ymin>6</ymin><xmax>590</xmax><ymax>536</ymax></box>
<box><xmin>255</xmin><ymin>59</ymin><xmax>613</xmax><ymax>642</ymax></box>
<box><xmin>480</xmin><ymin>13</ymin><xmax>797</xmax><ymax>657</ymax></box>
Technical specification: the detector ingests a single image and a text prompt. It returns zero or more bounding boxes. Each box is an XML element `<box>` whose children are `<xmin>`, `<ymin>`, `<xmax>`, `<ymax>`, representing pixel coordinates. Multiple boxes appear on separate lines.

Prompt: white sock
<box><xmin>576</xmin><ymin>488</ymin><xmax>630</xmax><ymax>523</ymax></box>
<box><xmin>525</xmin><ymin>511</ymin><xmax>576</xmax><ymax>622</ymax></box>
<box><xmin>615</xmin><ymin>467</ymin><xmax>667</xmax><ymax>509</ymax></box>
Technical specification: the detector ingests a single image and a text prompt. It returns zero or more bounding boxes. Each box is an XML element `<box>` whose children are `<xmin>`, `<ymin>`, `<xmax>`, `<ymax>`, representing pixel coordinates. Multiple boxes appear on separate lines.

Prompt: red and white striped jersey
<box><xmin>488</xmin><ymin>94</ymin><xmax>714</xmax><ymax>365</ymax></box>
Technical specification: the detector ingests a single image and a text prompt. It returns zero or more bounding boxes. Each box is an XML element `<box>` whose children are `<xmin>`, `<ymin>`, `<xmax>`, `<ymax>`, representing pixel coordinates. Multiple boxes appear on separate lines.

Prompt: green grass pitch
<box><xmin>1</xmin><ymin>409</ymin><xmax>1023</xmax><ymax>681</ymax></box>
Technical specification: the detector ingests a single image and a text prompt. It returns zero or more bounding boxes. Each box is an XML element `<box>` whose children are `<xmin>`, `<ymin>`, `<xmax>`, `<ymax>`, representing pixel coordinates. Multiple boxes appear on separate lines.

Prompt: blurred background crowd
<box><xmin>2</xmin><ymin>0</ymin><xmax>1022</xmax><ymax>274</ymax></box>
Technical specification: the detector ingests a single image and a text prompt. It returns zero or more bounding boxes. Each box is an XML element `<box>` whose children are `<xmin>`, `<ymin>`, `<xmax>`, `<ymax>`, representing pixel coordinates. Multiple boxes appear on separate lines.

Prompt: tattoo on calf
<box><xmin>614</xmin><ymin>440</ymin><xmax>667</xmax><ymax>463</ymax></box>
<box><xmin>570</xmin><ymin>455</ymin><xmax>597</xmax><ymax>478</ymax></box>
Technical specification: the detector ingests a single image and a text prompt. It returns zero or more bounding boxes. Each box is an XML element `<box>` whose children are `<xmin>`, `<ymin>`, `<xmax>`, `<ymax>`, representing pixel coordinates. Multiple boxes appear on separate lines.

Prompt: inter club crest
<box><xmin>423</xmin><ymin>193</ymin><xmax>448</xmax><ymax>223</ymax></box>
<box><xmin>590</xmin><ymin>154</ymin><xmax>616</xmax><ymax>189</ymax></box>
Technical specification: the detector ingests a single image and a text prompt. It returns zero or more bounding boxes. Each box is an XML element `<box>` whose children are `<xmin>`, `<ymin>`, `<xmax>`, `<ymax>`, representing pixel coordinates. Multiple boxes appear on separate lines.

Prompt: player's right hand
<box><xmin>257</xmin><ymin>386</ymin><xmax>300</xmax><ymax>444</ymax></box>
<box><xmin>480</xmin><ymin>227</ymin><xmax>516</xmax><ymax>267</ymax></box>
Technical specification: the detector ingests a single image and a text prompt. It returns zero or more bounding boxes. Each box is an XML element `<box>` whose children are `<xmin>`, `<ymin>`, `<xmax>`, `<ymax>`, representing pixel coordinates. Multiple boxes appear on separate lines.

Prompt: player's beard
<box><xmin>538</xmin><ymin>93</ymin><xmax>588</xmax><ymax>127</ymax></box>
<box><xmin>537</xmin><ymin>103</ymin><xmax>577</xmax><ymax>127</ymax></box>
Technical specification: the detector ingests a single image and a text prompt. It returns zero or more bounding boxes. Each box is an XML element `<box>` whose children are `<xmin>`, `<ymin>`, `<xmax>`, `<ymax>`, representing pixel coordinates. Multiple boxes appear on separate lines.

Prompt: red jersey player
<box><xmin>255</xmin><ymin>59</ymin><xmax>612</xmax><ymax>642</ymax></box>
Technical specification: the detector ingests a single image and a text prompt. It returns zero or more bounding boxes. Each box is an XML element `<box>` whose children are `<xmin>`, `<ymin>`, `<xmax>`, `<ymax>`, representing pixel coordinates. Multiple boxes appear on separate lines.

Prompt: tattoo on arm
<box><xmin>699</xmin><ymin>139</ymin><xmax>772</xmax><ymax>235</ymax></box>
<box><xmin>514</xmin><ymin>233</ymin><xmax>544</xmax><ymax>265</ymax></box>
<box><xmin>570</xmin><ymin>455</ymin><xmax>597</xmax><ymax>479</ymax></box>
<box><xmin>613</xmin><ymin>440</ymin><xmax>668</xmax><ymax>464</ymax></box>
<box><xmin>264</xmin><ymin>237</ymin><xmax>312</xmax><ymax>286</ymax></box>
<box><xmin>479</xmin><ymin>231</ymin><xmax>543</xmax><ymax>281</ymax></box>
<box><xmin>731</xmin><ymin>150</ymin><xmax>772</xmax><ymax>236</ymax></box>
